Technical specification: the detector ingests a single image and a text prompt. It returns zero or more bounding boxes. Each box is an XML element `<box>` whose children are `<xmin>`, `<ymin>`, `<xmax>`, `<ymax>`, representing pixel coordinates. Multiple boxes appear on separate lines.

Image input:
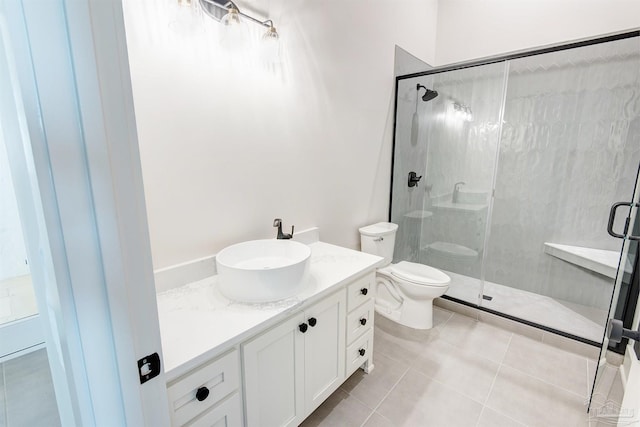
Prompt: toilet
<box><xmin>359</xmin><ymin>222</ymin><xmax>451</xmax><ymax>330</ymax></box>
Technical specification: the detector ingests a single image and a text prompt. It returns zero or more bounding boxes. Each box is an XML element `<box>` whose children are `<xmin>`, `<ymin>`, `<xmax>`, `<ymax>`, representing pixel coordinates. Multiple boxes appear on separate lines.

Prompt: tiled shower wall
<box><xmin>485</xmin><ymin>41</ymin><xmax>640</xmax><ymax>310</ymax></box>
<box><xmin>392</xmin><ymin>37</ymin><xmax>640</xmax><ymax>312</ymax></box>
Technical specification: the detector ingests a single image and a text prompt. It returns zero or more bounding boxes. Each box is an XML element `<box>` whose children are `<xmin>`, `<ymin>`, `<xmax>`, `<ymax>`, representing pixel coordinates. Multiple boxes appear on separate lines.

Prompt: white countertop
<box><xmin>157</xmin><ymin>241</ymin><xmax>382</xmax><ymax>381</ymax></box>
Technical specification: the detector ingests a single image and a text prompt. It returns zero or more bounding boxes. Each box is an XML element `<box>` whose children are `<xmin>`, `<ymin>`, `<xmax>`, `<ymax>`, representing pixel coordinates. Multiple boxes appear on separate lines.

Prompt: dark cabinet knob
<box><xmin>308</xmin><ymin>317</ymin><xmax>317</xmax><ymax>327</ymax></box>
<box><xmin>358</xmin><ymin>348</ymin><xmax>366</xmax><ymax>357</ymax></box>
<box><xmin>299</xmin><ymin>323</ymin><xmax>308</xmax><ymax>333</ymax></box>
<box><xmin>360</xmin><ymin>288</ymin><xmax>368</xmax><ymax>295</ymax></box>
<box><xmin>195</xmin><ymin>386</ymin><xmax>210</xmax><ymax>402</ymax></box>
<box><xmin>359</xmin><ymin>318</ymin><xmax>367</xmax><ymax>326</ymax></box>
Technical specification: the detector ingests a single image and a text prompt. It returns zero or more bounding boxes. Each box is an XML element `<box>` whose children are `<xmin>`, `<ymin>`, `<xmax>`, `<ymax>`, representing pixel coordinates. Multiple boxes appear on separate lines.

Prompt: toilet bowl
<box><xmin>359</xmin><ymin>222</ymin><xmax>451</xmax><ymax>330</ymax></box>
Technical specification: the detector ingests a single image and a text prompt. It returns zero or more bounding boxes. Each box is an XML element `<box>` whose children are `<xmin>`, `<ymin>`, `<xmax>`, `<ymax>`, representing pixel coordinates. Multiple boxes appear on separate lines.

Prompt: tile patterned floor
<box><xmin>0</xmin><ymin>349</ymin><xmax>60</xmax><ymax>427</ymax></box>
<box><xmin>301</xmin><ymin>307</ymin><xmax>624</xmax><ymax>427</ymax></box>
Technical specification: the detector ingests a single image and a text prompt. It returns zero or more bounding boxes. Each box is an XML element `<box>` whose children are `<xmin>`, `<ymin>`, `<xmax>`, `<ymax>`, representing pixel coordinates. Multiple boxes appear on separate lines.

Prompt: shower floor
<box><xmin>443</xmin><ymin>270</ymin><xmax>607</xmax><ymax>343</ymax></box>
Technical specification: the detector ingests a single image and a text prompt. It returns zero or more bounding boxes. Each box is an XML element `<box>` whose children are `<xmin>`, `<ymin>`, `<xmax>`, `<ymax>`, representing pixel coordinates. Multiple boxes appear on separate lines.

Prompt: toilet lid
<box><xmin>389</xmin><ymin>261</ymin><xmax>451</xmax><ymax>286</ymax></box>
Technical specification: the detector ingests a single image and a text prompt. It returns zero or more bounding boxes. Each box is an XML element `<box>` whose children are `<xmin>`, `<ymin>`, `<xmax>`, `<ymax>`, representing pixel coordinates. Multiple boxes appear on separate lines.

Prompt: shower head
<box><xmin>416</xmin><ymin>84</ymin><xmax>439</xmax><ymax>102</ymax></box>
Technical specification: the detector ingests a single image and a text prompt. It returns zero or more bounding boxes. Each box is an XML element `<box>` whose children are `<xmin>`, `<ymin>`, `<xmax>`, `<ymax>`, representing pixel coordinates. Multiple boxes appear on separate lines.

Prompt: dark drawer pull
<box><xmin>195</xmin><ymin>386</ymin><xmax>209</xmax><ymax>402</ymax></box>
<box><xmin>308</xmin><ymin>317</ymin><xmax>317</xmax><ymax>327</ymax></box>
<box><xmin>299</xmin><ymin>323</ymin><xmax>308</xmax><ymax>333</ymax></box>
<box><xmin>360</xmin><ymin>288</ymin><xmax>368</xmax><ymax>295</ymax></box>
<box><xmin>359</xmin><ymin>318</ymin><xmax>367</xmax><ymax>326</ymax></box>
<box><xmin>358</xmin><ymin>348</ymin><xmax>366</xmax><ymax>357</ymax></box>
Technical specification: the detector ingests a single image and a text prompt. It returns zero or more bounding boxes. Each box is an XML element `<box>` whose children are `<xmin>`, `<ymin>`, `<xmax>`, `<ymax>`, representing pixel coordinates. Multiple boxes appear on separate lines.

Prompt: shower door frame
<box><xmin>390</xmin><ymin>29</ymin><xmax>640</xmax><ymax>349</ymax></box>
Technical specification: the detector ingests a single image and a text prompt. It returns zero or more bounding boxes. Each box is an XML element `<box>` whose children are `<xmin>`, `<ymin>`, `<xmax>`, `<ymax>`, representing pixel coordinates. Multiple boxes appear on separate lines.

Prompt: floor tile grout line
<box><xmin>474</xmin><ymin>406</ymin><xmax>486</xmax><ymax>427</ymax></box>
<box><xmin>474</xmin><ymin>333</ymin><xmax>514</xmax><ymax>427</ymax></box>
<box><xmin>445</xmin><ymin>303</ymin><xmax>601</xmax><ymax>361</ymax></box>
<box><xmin>485</xmin><ymin>331</ymin><xmax>581</xmax><ymax>427</ymax></box>
<box><xmin>499</xmin><ymin>332</ymin><xmax>593</xmax><ymax>400</ymax></box>
<box><xmin>491</xmin><ymin>333</ymin><xmax>513</xmax><ymax>399</ymax></box>
<box><xmin>500</xmin><ymin>360</ymin><xmax>590</xmax><ymax>401</ymax></box>
<box><xmin>359</xmin><ymin>365</ymin><xmax>411</xmax><ymax>427</ymax></box>
<box><xmin>481</xmin><ymin>359</ymin><xmax>533</xmax><ymax>426</ymax></box>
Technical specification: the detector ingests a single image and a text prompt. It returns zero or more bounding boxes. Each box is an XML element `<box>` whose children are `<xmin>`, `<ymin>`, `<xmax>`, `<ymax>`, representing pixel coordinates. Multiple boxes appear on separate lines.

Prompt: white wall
<box><xmin>435</xmin><ymin>0</ymin><xmax>640</xmax><ymax>65</ymax></box>
<box><xmin>123</xmin><ymin>0</ymin><xmax>638</xmax><ymax>270</ymax></box>
<box><xmin>123</xmin><ymin>0</ymin><xmax>438</xmax><ymax>269</ymax></box>
<box><xmin>394</xmin><ymin>45</ymin><xmax>433</xmax><ymax>76</ymax></box>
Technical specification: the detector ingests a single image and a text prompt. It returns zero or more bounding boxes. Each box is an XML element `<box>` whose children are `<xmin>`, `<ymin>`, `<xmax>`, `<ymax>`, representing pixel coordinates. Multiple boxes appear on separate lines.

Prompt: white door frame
<box><xmin>1</xmin><ymin>0</ymin><xmax>170</xmax><ymax>425</ymax></box>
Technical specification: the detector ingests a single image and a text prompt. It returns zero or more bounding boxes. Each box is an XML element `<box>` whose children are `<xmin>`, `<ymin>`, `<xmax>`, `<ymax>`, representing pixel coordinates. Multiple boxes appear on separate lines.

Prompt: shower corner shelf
<box><xmin>543</xmin><ymin>243</ymin><xmax>629</xmax><ymax>280</ymax></box>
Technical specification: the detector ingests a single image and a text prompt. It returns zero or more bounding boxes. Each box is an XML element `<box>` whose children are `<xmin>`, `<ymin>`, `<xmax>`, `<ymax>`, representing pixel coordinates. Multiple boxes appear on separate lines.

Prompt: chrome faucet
<box><xmin>452</xmin><ymin>181</ymin><xmax>466</xmax><ymax>203</ymax></box>
<box><xmin>273</xmin><ymin>218</ymin><xmax>294</xmax><ymax>239</ymax></box>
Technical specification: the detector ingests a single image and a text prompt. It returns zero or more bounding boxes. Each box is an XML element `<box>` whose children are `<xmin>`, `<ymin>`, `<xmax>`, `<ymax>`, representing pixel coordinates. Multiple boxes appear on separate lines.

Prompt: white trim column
<box><xmin>1</xmin><ymin>0</ymin><xmax>170</xmax><ymax>425</ymax></box>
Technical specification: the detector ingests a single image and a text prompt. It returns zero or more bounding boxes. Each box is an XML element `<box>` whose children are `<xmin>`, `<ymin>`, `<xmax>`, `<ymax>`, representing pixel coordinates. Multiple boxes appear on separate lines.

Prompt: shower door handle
<box><xmin>607</xmin><ymin>202</ymin><xmax>640</xmax><ymax>240</ymax></box>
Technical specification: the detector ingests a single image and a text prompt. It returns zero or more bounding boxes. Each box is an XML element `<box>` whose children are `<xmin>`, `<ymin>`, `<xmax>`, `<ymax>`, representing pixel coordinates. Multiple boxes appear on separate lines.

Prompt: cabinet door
<box><xmin>243</xmin><ymin>312</ymin><xmax>305</xmax><ymax>427</ymax></box>
<box><xmin>304</xmin><ymin>291</ymin><xmax>346</xmax><ymax>414</ymax></box>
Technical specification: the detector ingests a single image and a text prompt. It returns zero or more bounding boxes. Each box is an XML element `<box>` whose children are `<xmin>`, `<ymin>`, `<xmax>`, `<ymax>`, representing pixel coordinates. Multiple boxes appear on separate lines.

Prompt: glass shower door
<box><xmin>589</xmin><ymin>162</ymin><xmax>640</xmax><ymax>418</ymax></box>
<box><xmin>481</xmin><ymin>37</ymin><xmax>640</xmax><ymax>342</ymax></box>
<box><xmin>390</xmin><ymin>62</ymin><xmax>507</xmax><ymax>306</ymax></box>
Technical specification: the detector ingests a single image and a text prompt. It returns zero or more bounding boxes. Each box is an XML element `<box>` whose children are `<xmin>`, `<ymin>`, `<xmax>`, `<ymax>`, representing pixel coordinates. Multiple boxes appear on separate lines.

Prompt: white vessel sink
<box><xmin>216</xmin><ymin>239</ymin><xmax>311</xmax><ymax>303</ymax></box>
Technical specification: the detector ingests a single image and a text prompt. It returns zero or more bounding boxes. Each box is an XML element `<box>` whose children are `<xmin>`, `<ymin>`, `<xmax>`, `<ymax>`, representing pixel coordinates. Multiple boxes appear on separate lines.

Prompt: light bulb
<box><xmin>262</xmin><ymin>25</ymin><xmax>279</xmax><ymax>42</ymax></box>
<box><xmin>260</xmin><ymin>24</ymin><xmax>281</xmax><ymax>63</ymax></box>
<box><xmin>219</xmin><ymin>6</ymin><xmax>248</xmax><ymax>51</ymax></box>
<box><xmin>221</xmin><ymin>7</ymin><xmax>241</xmax><ymax>26</ymax></box>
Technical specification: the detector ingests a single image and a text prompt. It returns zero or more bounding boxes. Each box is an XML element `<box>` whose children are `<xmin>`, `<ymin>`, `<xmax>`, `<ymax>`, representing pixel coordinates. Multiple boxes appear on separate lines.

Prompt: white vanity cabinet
<box><xmin>166</xmin><ymin>349</ymin><xmax>243</xmax><ymax>426</ymax></box>
<box><xmin>159</xmin><ymin>242</ymin><xmax>382</xmax><ymax>427</ymax></box>
<box><xmin>242</xmin><ymin>289</ymin><xmax>346</xmax><ymax>427</ymax></box>
<box><xmin>345</xmin><ymin>273</ymin><xmax>375</xmax><ymax>376</ymax></box>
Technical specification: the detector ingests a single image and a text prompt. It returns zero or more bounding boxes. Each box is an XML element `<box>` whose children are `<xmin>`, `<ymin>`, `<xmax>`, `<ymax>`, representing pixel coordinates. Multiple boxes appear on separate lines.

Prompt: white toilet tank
<box><xmin>359</xmin><ymin>222</ymin><xmax>398</xmax><ymax>266</ymax></box>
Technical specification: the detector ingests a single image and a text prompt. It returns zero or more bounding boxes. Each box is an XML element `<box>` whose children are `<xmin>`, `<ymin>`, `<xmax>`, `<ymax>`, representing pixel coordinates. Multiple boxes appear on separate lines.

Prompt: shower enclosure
<box><xmin>391</xmin><ymin>32</ymin><xmax>640</xmax><ymax>346</ymax></box>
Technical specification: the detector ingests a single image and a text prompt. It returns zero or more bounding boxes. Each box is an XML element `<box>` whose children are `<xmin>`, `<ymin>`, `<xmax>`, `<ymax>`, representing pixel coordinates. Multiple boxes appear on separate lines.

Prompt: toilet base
<box><xmin>375</xmin><ymin>298</ymin><xmax>435</xmax><ymax>330</ymax></box>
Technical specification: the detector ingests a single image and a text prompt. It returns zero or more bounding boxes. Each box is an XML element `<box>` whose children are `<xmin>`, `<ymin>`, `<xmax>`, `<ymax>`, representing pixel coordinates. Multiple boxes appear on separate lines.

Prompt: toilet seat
<box><xmin>389</xmin><ymin>261</ymin><xmax>450</xmax><ymax>287</ymax></box>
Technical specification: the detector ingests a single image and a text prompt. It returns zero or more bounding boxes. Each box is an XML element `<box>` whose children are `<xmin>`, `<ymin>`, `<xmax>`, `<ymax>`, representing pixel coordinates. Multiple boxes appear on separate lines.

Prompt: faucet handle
<box><xmin>273</xmin><ymin>218</ymin><xmax>282</xmax><ymax>227</ymax></box>
<box><xmin>290</xmin><ymin>225</ymin><xmax>295</xmax><ymax>237</ymax></box>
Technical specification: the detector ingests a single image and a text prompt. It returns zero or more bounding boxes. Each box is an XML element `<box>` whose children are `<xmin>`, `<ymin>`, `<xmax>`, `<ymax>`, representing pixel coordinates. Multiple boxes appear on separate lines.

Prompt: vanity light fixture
<box><xmin>198</xmin><ymin>0</ymin><xmax>279</xmax><ymax>42</ymax></box>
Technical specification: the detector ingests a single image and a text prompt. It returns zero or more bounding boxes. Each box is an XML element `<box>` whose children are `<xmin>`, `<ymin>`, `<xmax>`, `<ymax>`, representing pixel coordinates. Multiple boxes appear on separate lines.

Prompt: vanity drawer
<box><xmin>347</xmin><ymin>272</ymin><xmax>374</xmax><ymax>311</ymax></box>
<box><xmin>346</xmin><ymin>329</ymin><xmax>373</xmax><ymax>378</ymax></box>
<box><xmin>168</xmin><ymin>349</ymin><xmax>240</xmax><ymax>426</ymax></box>
<box><xmin>188</xmin><ymin>392</ymin><xmax>242</xmax><ymax>427</ymax></box>
<box><xmin>346</xmin><ymin>299</ymin><xmax>374</xmax><ymax>344</ymax></box>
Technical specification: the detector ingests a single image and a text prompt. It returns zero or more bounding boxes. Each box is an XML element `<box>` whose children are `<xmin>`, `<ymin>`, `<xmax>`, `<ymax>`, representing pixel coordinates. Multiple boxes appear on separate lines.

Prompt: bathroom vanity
<box><xmin>156</xmin><ymin>241</ymin><xmax>382</xmax><ymax>426</ymax></box>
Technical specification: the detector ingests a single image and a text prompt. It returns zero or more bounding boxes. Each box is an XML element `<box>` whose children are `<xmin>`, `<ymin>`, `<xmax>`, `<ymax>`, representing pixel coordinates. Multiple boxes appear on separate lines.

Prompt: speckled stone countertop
<box><xmin>156</xmin><ymin>241</ymin><xmax>382</xmax><ymax>381</ymax></box>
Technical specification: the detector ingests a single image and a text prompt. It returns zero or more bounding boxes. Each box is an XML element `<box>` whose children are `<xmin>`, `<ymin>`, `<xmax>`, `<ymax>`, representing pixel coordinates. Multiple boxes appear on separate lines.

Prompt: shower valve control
<box><xmin>408</xmin><ymin>171</ymin><xmax>422</xmax><ymax>188</ymax></box>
